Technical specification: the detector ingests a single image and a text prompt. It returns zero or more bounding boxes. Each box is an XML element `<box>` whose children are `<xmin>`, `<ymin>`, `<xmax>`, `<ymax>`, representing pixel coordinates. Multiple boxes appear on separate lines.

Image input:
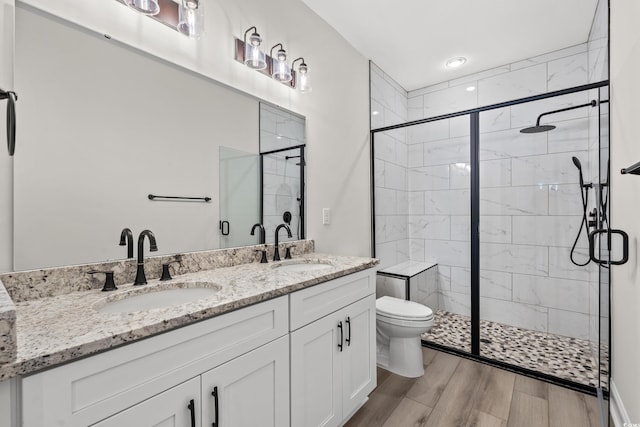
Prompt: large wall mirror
<box><xmin>13</xmin><ymin>5</ymin><xmax>305</xmax><ymax>271</ymax></box>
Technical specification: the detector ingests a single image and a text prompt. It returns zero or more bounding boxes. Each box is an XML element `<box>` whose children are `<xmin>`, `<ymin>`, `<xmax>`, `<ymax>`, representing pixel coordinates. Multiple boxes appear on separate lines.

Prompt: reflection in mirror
<box><xmin>13</xmin><ymin>5</ymin><xmax>261</xmax><ymax>270</ymax></box>
<box><xmin>259</xmin><ymin>104</ymin><xmax>306</xmax><ymax>244</ymax></box>
<box><xmin>219</xmin><ymin>147</ymin><xmax>260</xmax><ymax>249</ymax></box>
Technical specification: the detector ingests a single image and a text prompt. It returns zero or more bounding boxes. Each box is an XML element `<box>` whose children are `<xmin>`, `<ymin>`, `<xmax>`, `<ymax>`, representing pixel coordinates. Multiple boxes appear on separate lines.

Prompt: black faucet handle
<box><xmin>285</xmin><ymin>245</ymin><xmax>295</xmax><ymax>259</ymax></box>
<box><xmin>160</xmin><ymin>261</ymin><xmax>179</xmax><ymax>281</ymax></box>
<box><xmin>88</xmin><ymin>270</ymin><xmax>118</xmax><ymax>292</ymax></box>
<box><xmin>254</xmin><ymin>249</ymin><xmax>268</xmax><ymax>264</ymax></box>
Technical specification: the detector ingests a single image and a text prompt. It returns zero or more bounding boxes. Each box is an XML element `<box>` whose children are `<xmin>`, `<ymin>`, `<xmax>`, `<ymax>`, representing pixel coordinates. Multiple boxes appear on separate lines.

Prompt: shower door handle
<box><xmin>589</xmin><ymin>229</ymin><xmax>629</xmax><ymax>265</ymax></box>
<box><xmin>219</xmin><ymin>220</ymin><xmax>230</xmax><ymax>236</ymax></box>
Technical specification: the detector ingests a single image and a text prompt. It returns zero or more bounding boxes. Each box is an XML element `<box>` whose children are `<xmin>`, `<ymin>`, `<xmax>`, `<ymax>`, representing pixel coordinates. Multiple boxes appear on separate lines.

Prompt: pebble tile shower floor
<box><xmin>422</xmin><ymin>310</ymin><xmax>609</xmax><ymax>389</ymax></box>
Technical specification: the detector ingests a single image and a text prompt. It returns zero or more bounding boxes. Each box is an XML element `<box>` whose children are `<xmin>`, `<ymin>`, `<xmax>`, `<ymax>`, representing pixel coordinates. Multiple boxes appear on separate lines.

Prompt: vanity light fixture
<box><xmin>177</xmin><ymin>0</ymin><xmax>204</xmax><ymax>38</ymax></box>
<box><xmin>234</xmin><ymin>30</ymin><xmax>310</xmax><ymax>90</ymax></box>
<box><xmin>125</xmin><ymin>0</ymin><xmax>160</xmax><ymax>15</ymax></box>
<box><xmin>243</xmin><ymin>27</ymin><xmax>267</xmax><ymax>70</ymax></box>
<box><xmin>445</xmin><ymin>56</ymin><xmax>467</xmax><ymax>69</ymax></box>
<box><xmin>270</xmin><ymin>44</ymin><xmax>292</xmax><ymax>83</ymax></box>
<box><xmin>292</xmin><ymin>57</ymin><xmax>312</xmax><ymax>93</ymax></box>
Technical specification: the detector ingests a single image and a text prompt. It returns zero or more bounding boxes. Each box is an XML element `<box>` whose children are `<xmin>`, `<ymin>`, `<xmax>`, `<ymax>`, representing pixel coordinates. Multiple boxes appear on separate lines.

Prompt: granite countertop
<box><xmin>0</xmin><ymin>253</ymin><xmax>377</xmax><ymax>381</ymax></box>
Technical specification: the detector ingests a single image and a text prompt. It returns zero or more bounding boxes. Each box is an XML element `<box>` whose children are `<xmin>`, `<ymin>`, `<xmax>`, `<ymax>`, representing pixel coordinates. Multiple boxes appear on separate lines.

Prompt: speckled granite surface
<box><xmin>0</xmin><ymin>250</ymin><xmax>377</xmax><ymax>381</ymax></box>
<box><xmin>0</xmin><ymin>240</ymin><xmax>316</xmax><ymax>303</ymax></box>
<box><xmin>0</xmin><ymin>284</ymin><xmax>16</xmax><ymax>364</ymax></box>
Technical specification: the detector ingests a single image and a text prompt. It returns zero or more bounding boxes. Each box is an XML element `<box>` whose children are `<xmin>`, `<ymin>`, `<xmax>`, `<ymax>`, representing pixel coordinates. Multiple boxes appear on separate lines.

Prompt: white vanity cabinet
<box><xmin>22</xmin><ymin>296</ymin><xmax>289</xmax><ymax>427</ymax></box>
<box><xmin>19</xmin><ymin>267</ymin><xmax>377</xmax><ymax>427</ymax></box>
<box><xmin>92</xmin><ymin>377</ymin><xmax>201</xmax><ymax>427</ymax></box>
<box><xmin>289</xmin><ymin>269</ymin><xmax>377</xmax><ymax>427</ymax></box>
<box><xmin>200</xmin><ymin>335</ymin><xmax>289</xmax><ymax>427</ymax></box>
<box><xmin>93</xmin><ymin>335</ymin><xmax>290</xmax><ymax>427</ymax></box>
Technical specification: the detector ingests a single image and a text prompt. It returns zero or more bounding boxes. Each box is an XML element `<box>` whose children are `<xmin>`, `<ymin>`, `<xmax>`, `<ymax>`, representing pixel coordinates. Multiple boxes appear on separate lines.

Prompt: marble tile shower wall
<box><xmin>260</xmin><ymin>105</ymin><xmax>305</xmax><ymax>244</ymax></box>
<box><xmin>371</xmin><ymin>63</ymin><xmax>410</xmax><ymax>269</ymax></box>
<box><xmin>371</xmin><ymin>41</ymin><xmax>612</xmax><ymax>341</ymax></box>
<box><xmin>405</xmin><ymin>44</ymin><xmax>600</xmax><ymax>340</ymax></box>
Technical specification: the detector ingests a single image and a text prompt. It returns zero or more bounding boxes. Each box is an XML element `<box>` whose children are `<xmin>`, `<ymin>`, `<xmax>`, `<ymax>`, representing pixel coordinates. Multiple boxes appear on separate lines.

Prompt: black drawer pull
<box><xmin>212</xmin><ymin>386</ymin><xmax>219</xmax><ymax>427</ymax></box>
<box><xmin>188</xmin><ymin>399</ymin><xmax>196</xmax><ymax>427</ymax></box>
<box><xmin>345</xmin><ymin>316</ymin><xmax>351</xmax><ymax>346</ymax></box>
<box><xmin>338</xmin><ymin>321</ymin><xmax>343</xmax><ymax>352</ymax></box>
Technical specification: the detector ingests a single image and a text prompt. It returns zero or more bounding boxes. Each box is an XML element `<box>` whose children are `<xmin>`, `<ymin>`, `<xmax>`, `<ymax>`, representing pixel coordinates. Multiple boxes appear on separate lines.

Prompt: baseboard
<box><xmin>610</xmin><ymin>380</ymin><xmax>632</xmax><ymax>426</ymax></box>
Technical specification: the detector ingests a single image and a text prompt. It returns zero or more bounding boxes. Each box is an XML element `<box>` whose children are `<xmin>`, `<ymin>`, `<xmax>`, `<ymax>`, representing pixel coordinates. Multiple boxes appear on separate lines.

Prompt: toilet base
<box><xmin>376</xmin><ymin>335</ymin><xmax>425</xmax><ymax>378</ymax></box>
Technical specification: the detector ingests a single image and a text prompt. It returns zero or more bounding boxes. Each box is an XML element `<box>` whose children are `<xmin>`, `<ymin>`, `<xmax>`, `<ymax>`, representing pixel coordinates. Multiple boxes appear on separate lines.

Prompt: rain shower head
<box><xmin>520</xmin><ymin>124</ymin><xmax>556</xmax><ymax>134</ymax></box>
<box><xmin>520</xmin><ymin>100</ymin><xmax>597</xmax><ymax>134</ymax></box>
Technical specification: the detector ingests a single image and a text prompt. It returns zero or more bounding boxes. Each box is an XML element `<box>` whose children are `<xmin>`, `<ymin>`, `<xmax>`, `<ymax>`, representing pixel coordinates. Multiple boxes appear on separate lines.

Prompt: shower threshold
<box><xmin>422</xmin><ymin>310</ymin><xmax>609</xmax><ymax>390</ymax></box>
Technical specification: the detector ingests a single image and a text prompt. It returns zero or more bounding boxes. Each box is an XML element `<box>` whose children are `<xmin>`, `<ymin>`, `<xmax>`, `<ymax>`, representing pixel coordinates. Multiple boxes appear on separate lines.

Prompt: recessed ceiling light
<box><xmin>445</xmin><ymin>57</ymin><xmax>467</xmax><ymax>69</ymax></box>
<box><xmin>466</xmin><ymin>86</ymin><xmax>476</xmax><ymax>92</ymax></box>
<box><xmin>372</xmin><ymin>111</ymin><xmax>380</xmax><ymax>116</ymax></box>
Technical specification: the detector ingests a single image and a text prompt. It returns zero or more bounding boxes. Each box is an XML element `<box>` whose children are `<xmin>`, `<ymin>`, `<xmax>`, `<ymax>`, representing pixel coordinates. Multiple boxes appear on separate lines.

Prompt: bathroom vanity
<box><xmin>0</xmin><ymin>246</ymin><xmax>377</xmax><ymax>427</ymax></box>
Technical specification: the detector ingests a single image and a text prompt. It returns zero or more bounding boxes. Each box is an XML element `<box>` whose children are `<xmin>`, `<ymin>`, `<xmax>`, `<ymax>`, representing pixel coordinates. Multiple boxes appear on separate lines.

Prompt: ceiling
<box><xmin>300</xmin><ymin>0</ymin><xmax>599</xmax><ymax>91</ymax></box>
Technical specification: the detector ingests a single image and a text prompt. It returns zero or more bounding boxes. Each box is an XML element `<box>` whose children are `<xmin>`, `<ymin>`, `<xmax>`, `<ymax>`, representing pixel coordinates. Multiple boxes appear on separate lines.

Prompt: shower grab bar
<box><xmin>148</xmin><ymin>194</ymin><xmax>211</xmax><ymax>202</ymax></box>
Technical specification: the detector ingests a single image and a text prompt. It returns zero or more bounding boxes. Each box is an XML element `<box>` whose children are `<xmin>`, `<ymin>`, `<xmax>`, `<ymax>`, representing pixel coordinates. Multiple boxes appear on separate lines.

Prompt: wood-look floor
<box><xmin>345</xmin><ymin>347</ymin><xmax>604</xmax><ymax>427</ymax></box>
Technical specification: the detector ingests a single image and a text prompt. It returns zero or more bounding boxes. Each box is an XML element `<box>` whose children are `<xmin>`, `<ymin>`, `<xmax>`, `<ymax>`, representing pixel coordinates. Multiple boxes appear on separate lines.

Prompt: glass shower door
<box><xmin>478</xmin><ymin>90</ymin><xmax>601</xmax><ymax>388</ymax></box>
<box><xmin>219</xmin><ymin>146</ymin><xmax>260</xmax><ymax>248</ymax></box>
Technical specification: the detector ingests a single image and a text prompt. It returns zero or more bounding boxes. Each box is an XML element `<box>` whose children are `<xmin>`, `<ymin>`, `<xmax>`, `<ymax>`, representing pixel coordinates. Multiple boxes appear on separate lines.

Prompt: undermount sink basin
<box><xmin>273</xmin><ymin>261</ymin><xmax>333</xmax><ymax>273</ymax></box>
<box><xmin>95</xmin><ymin>282</ymin><xmax>221</xmax><ymax>313</ymax></box>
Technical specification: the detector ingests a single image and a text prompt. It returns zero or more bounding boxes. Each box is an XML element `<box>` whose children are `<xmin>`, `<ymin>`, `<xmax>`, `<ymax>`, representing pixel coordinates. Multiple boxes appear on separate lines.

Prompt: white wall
<box><xmin>12</xmin><ymin>0</ymin><xmax>371</xmax><ymax>267</ymax></box>
<box><xmin>610</xmin><ymin>0</ymin><xmax>640</xmax><ymax>422</ymax></box>
<box><xmin>0</xmin><ymin>0</ymin><xmax>14</xmax><ymax>273</ymax></box>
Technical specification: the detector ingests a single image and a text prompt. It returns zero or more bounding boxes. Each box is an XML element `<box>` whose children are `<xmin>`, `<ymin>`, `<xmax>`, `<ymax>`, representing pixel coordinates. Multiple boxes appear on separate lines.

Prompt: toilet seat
<box><xmin>376</xmin><ymin>296</ymin><xmax>433</xmax><ymax>322</ymax></box>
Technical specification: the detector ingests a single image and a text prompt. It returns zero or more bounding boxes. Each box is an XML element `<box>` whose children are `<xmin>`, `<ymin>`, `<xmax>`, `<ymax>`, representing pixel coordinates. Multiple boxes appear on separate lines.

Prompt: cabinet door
<box><xmin>341</xmin><ymin>294</ymin><xmax>377</xmax><ymax>418</ymax></box>
<box><xmin>93</xmin><ymin>377</ymin><xmax>200</xmax><ymax>427</ymax></box>
<box><xmin>290</xmin><ymin>310</ymin><xmax>343</xmax><ymax>427</ymax></box>
<box><xmin>201</xmin><ymin>335</ymin><xmax>289</xmax><ymax>427</ymax></box>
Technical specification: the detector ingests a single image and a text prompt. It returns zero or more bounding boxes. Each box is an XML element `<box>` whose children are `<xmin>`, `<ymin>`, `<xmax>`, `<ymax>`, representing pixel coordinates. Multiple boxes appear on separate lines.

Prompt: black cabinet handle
<box><xmin>337</xmin><ymin>321</ymin><xmax>343</xmax><ymax>352</ymax></box>
<box><xmin>345</xmin><ymin>316</ymin><xmax>351</xmax><ymax>346</ymax></box>
<box><xmin>188</xmin><ymin>399</ymin><xmax>196</xmax><ymax>427</ymax></box>
<box><xmin>211</xmin><ymin>386</ymin><xmax>219</xmax><ymax>427</ymax></box>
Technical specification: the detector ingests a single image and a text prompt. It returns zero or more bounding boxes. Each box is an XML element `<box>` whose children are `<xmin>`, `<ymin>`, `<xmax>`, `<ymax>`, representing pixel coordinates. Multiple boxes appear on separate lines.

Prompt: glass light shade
<box><xmin>245</xmin><ymin>45</ymin><xmax>267</xmax><ymax>70</ymax></box>
<box><xmin>272</xmin><ymin>52</ymin><xmax>292</xmax><ymax>83</ymax></box>
<box><xmin>244</xmin><ymin>35</ymin><xmax>267</xmax><ymax>70</ymax></box>
<box><xmin>125</xmin><ymin>0</ymin><xmax>160</xmax><ymax>15</ymax></box>
<box><xmin>297</xmin><ymin>65</ymin><xmax>312</xmax><ymax>92</ymax></box>
<box><xmin>178</xmin><ymin>0</ymin><xmax>204</xmax><ymax>38</ymax></box>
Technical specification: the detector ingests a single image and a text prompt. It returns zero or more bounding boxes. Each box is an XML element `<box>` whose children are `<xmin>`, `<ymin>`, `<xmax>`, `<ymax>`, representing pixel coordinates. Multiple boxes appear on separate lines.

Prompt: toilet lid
<box><xmin>376</xmin><ymin>296</ymin><xmax>433</xmax><ymax>321</ymax></box>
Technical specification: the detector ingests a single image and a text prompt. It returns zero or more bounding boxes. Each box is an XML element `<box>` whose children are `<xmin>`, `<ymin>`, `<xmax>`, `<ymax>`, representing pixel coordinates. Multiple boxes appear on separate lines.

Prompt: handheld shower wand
<box><xmin>570</xmin><ymin>157</ymin><xmax>592</xmax><ymax>266</ymax></box>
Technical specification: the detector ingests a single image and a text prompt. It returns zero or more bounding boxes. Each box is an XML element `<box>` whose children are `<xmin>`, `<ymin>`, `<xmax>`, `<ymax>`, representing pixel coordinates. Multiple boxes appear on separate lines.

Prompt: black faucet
<box><xmin>250</xmin><ymin>223</ymin><xmax>266</xmax><ymax>244</ymax></box>
<box><xmin>119</xmin><ymin>228</ymin><xmax>134</xmax><ymax>258</ymax></box>
<box><xmin>134</xmin><ymin>230</ymin><xmax>158</xmax><ymax>285</ymax></box>
<box><xmin>273</xmin><ymin>224</ymin><xmax>292</xmax><ymax>261</ymax></box>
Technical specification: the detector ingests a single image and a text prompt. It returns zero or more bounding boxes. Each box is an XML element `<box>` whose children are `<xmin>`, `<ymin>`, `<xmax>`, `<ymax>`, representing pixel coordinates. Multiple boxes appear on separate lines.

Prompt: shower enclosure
<box><xmin>372</xmin><ymin>82</ymin><xmax>610</xmax><ymax>398</ymax></box>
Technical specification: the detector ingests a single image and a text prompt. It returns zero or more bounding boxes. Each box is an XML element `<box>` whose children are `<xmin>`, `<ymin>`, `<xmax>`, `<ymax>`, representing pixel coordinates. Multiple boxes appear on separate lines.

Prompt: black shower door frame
<box><xmin>370</xmin><ymin>80</ymin><xmax>610</xmax><ymax>394</ymax></box>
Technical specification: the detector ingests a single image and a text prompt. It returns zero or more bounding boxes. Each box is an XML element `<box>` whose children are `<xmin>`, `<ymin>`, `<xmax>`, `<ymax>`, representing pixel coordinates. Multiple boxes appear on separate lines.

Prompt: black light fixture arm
<box><xmin>270</xmin><ymin>43</ymin><xmax>284</xmax><ymax>61</ymax></box>
<box><xmin>535</xmin><ymin>100</ymin><xmax>597</xmax><ymax>126</ymax></box>
<box><xmin>244</xmin><ymin>26</ymin><xmax>258</xmax><ymax>43</ymax></box>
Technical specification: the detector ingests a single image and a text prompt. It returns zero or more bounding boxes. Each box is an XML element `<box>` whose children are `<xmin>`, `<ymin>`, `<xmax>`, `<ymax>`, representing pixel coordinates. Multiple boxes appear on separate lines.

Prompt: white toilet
<box><xmin>376</xmin><ymin>296</ymin><xmax>434</xmax><ymax>378</ymax></box>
